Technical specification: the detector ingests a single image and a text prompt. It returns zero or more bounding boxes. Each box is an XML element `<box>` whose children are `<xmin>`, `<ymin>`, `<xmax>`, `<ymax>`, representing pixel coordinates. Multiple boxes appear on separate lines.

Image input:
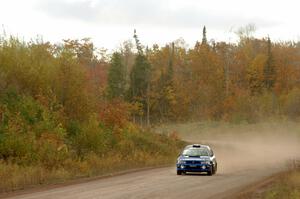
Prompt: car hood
<box><xmin>179</xmin><ymin>155</ymin><xmax>211</xmax><ymax>161</ymax></box>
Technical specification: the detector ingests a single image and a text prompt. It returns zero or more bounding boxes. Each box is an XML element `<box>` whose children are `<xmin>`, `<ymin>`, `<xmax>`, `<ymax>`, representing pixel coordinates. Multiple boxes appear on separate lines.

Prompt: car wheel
<box><xmin>207</xmin><ymin>168</ymin><xmax>213</xmax><ymax>176</ymax></box>
<box><xmin>177</xmin><ymin>170</ymin><xmax>182</xmax><ymax>175</ymax></box>
<box><xmin>212</xmin><ymin>164</ymin><xmax>217</xmax><ymax>175</ymax></box>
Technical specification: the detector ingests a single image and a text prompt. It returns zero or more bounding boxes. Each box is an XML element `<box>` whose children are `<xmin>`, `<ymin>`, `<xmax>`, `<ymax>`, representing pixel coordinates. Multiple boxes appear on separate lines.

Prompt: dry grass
<box><xmin>239</xmin><ymin>169</ymin><xmax>300</xmax><ymax>199</ymax></box>
<box><xmin>260</xmin><ymin>168</ymin><xmax>300</xmax><ymax>199</ymax></box>
<box><xmin>0</xmin><ymin>162</ymin><xmax>71</xmax><ymax>192</ymax></box>
<box><xmin>0</xmin><ymin>152</ymin><xmax>178</xmax><ymax>193</ymax></box>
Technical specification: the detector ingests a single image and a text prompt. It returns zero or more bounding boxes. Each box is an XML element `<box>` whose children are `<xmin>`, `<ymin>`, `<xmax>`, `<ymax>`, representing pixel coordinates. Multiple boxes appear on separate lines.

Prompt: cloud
<box><xmin>36</xmin><ymin>0</ymin><xmax>278</xmax><ymax>29</ymax></box>
<box><xmin>37</xmin><ymin>0</ymin><xmax>97</xmax><ymax>21</ymax></box>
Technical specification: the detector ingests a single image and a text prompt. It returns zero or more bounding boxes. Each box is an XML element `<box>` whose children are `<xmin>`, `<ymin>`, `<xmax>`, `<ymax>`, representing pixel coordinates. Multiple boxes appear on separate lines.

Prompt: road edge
<box><xmin>0</xmin><ymin>164</ymin><xmax>173</xmax><ymax>199</ymax></box>
<box><xmin>208</xmin><ymin>170</ymin><xmax>288</xmax><ymax>199</ymax></box>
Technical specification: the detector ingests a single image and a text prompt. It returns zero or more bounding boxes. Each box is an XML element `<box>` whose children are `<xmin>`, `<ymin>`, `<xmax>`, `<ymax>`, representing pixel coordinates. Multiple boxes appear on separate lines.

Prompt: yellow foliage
<box><xmin>246</xmin><ymin>54</ymin><xmax>268</xmax><ymax>94</ymax></box>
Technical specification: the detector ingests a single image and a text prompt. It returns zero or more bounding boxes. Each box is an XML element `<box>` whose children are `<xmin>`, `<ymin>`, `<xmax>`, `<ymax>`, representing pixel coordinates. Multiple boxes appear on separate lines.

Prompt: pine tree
<box><xmin>128</xmin><ymin>30</ymin><xmax>151</xmax><ymax>124</ymax></box>
<box><xmin>107</xmin><ymin>52</ymin><xmax>126</xmax><ymax>99</ymax></box>
<box><xmin>129</xmin><ymin>53</ymin><xmax>151</xmax><ymax>98</ymax></box>
<box><xmin>202</xmin><ymin>26</ymin><xmax>207</xmax><ymax>45</ymax></box>
<box><xmin>264</xmin><ymin>37</ymin><xmax>275</xmax><ymax>90</ymax></box>
<box><xmin>163</xmin><ymin>42</ymin><xmax>174</xmax><ymax>87</ymax></box>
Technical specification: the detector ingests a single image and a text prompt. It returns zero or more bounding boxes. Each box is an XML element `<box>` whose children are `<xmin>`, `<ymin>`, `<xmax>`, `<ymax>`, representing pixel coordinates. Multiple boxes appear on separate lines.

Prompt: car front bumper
<box><xmin>176</xmin><ymin>164</ymin><xmax>212</xmax><ymax>172</ymax></box>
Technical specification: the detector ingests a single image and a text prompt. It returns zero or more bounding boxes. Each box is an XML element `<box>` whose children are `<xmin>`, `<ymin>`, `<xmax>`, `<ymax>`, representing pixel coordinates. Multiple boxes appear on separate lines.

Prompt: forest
<box><xmin>1</xmin><ymin>25</ymin><xmax>300</xmax><ymax>191</ymax></box>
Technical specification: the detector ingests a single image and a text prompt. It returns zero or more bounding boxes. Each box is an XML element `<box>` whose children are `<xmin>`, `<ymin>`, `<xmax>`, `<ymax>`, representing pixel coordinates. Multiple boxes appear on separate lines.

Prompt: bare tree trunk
<box><xmin>225</xmin><ymin>52</ymin><xmax>230</xmax><ymax>96</ymax></box>
<box><xmin>146</xmin><ymin>83</ymin><xmax>150</xmax><ymax>126</ymax></box>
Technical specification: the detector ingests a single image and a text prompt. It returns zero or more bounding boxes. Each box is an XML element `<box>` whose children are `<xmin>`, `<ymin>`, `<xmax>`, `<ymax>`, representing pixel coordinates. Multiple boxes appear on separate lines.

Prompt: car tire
<box><xmin>212</xmin><ymin>164</ymin><xmax>217</xmax><ymax>175</ymax></box>
<box><xmin>177</xmin><ymin>170</ymin><xmax>182</xmax><ymax>175</ymax></box>
<box><xmin>207</xmin><ymin>168</ymin><xmax>213</xmax><ymax>176</ymax></box>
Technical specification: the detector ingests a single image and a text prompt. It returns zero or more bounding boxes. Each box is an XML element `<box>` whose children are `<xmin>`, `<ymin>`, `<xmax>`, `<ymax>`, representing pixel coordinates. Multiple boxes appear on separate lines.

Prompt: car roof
<box><xmin>184</xmin><ymin>144</ymin><xmax>211</xmax><ymax>150</ymax></box>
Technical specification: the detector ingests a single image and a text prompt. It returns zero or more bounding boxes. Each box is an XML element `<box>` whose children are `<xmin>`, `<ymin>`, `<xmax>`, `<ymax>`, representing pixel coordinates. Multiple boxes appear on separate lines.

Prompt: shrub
<box><xmin>71</xmin><ymin>115</ymin><xmax>111</xmax><ymax>157</ymax></box>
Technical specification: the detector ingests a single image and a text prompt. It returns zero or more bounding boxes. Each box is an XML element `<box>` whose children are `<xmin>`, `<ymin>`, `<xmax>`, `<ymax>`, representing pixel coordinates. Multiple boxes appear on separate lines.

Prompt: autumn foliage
<box><xmin>0</xmin><ymin>35</ymin><xmax>184</xmax><ymax>191</ymax></box>
<box><xmin>1</xmin><ymin>25</ymin><xmax>300</xmax><ymax>190</ymax></box>
<box><xmin>98</xmin><ymin>100</ymin><xmax>130</xmax><ymax>129</ymax></box>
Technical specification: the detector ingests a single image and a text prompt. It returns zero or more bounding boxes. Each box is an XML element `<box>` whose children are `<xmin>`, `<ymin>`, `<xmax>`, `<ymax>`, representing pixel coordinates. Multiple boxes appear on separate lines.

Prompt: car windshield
<box><xmin>182</xmin><ymin>148</ymin><xmax>209</xmax><ymax>156</ymax></box>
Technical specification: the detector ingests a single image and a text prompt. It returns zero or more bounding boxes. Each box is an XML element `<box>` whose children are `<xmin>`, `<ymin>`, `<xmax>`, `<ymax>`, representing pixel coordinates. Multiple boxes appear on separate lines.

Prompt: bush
<box><xmin>0</xmin><ymin>92</ymin><xmax>68</xmax><ymax>167</ymax></box>
<box><xmin>71</xmin><ymin>115</ymin><xmax>113</xmax><ymax>157</ymax></box>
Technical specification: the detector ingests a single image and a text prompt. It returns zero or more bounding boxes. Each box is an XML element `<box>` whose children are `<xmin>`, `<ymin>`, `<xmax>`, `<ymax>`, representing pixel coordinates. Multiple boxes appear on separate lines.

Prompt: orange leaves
<box><xmin>98</xmin><ymin>100</ymin><xmax>130</xmax><ymax>129</ymax></box>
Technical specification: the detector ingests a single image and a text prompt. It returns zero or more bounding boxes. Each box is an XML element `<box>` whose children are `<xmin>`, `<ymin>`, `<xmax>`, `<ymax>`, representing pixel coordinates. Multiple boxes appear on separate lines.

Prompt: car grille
<box><xmin>185</xmin><ymin>160</ymin><xmax>202</xmax><ymax>164</ymax></box>
<box><xmin>185</xmin><ymin>165</ymin><xmax>204</xmax><ymax>169</ymax></box>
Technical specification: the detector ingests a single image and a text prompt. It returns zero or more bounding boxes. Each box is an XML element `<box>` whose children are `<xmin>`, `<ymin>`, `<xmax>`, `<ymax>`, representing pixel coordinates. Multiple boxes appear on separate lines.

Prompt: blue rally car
<box><xmin>176</xmin><ymin>144</ymin><xmax>217</xmax><ymax>175</ymax></box>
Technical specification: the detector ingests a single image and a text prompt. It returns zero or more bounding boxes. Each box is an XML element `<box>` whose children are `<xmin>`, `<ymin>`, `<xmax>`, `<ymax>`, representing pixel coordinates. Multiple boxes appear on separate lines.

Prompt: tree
<box><xmin>63</xmin><ymin>38</ymin><xmax>95</xmax><ymax>67</ymax></box>
<box><xmin>119</xmin><ymin>40</ymin><xmax>135</xmax><ymax>91</ymax></box>
<box><xmin>235</xmin><ymin>23</ymin><xmax>256</xmax><ymax>40</ymax></box>
<box><xmin>152</xmin><ymin>43</ymin><xmax>176</xmax><ymax>121</ymax></box>
<box><xmin>128</xmin><ymin>54</ymin><xmax>151</xmax><ymax>100</ymax></box>
<box><xmin>128</xmin><ymin>30</ymin><xmax>151</xmax><ymax>124</ymax></box>
<box><xmin>202</xmin><ymin>26</ymin><xmax>207</xmax><ymax>45</ymax></box>
<box><xmin>107</xmin><ymin>52</ymin><xmax>126</xmax><ymax>99</ymax></box>
<box><xmin>246</xmin><ymin>54</ymin><xmax>267</xmax><ymax>95</ymax></box>
<box><xmin>264</xmin><ymin>37</ymin><xmax>275</xmax><ymax>90</ymax></box>
<box><xmin>55</xmin><ymin>45</ymin><xmax>92</xmax><ymax>122</ymax></box>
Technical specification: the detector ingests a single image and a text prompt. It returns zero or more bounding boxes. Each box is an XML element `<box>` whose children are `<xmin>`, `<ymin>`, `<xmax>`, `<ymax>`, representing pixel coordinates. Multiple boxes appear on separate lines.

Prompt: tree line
<box><xmin>1</xmin><ymin>25</ymin><xmax>300</xmax><ymax>127</ymax></box>
<box><xmin>107</xmin><ymin>26</ymin><xmax>300</xmax><ymax>123</ymax></box>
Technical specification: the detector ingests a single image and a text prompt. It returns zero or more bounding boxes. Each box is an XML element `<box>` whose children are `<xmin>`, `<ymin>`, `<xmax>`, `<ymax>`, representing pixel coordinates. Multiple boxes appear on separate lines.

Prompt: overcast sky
<box><xmin>0</xmin><ymin>0</ymin><xmax>299</xmax><ymax>49</ymax></box>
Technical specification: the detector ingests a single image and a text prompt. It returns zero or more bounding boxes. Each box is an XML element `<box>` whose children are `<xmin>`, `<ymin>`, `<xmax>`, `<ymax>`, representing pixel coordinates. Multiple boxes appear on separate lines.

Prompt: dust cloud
<box><xmin>207</xmin><ymin>133</ymin><xmax>300</xmax><ymax>173</ymax></box>
<box><xmin>160</xmin><ymin>122</ymin><xmax>300</xmax><ymax>174</ymax></box>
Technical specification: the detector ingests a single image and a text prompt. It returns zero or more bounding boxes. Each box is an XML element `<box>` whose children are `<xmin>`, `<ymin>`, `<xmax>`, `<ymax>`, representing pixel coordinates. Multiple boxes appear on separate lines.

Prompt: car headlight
<box><xmin>203</xmin><ymin>161</ymin><xmax>212</xmax><ymax>165</ymax></box>
<box><xmin>177</xmin><ymin>160</ymin><xmax>186</xmax><ymax>164</ymax></box>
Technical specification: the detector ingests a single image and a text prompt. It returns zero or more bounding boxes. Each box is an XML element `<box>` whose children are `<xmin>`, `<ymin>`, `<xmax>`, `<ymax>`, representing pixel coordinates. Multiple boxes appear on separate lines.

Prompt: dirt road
<box><xmin>2</xmin><ymin>166</ymin><xmax>282</xmax><ymax>199</ymax></box>
<box><xmin>3</xmin><ymin>123</ymin><xmax>300</xmax><ymax>199</ymax></box>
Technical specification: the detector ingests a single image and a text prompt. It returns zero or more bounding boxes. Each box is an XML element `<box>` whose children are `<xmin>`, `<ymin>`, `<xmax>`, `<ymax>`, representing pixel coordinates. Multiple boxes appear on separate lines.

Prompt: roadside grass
<box><xmin>261</xmin><ymin>168</ymin><xmax>300</xmax><ymax>199</ymax></box>
<box><xmin>236</xmin><ymin>168</ymin><xmax>300</xmax><ymax>199</ymax></box>
<box><xmin>0</xmin><ymin>153</ymin><xmax>178</xmax><ymax>193</ymax></box>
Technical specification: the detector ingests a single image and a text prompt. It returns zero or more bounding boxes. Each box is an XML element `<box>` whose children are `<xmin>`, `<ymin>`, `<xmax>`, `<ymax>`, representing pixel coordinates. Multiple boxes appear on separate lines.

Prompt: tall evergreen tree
<box><xmin>107</xmin><ymin>52</ymin><xmax>126</xmax><ymax>99</ymax></box>
<box><xmin>202</xmin><ymin>26</ymin><xmax>207</xmax><ymax>45</ymax></box>
<box><xmin>129</xmin><ymin>54</ymin><xmax>151</xmax><ymax>98</ymax></box>
<box><xmin>128</xmin><ymin>30</ymin><xmax>151</xmax><ymax>124</ymax></box>
<box><xmin>264</xmin><ymin>37</ymin><xmax>275</xmax><ymax>90</ymax></box>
